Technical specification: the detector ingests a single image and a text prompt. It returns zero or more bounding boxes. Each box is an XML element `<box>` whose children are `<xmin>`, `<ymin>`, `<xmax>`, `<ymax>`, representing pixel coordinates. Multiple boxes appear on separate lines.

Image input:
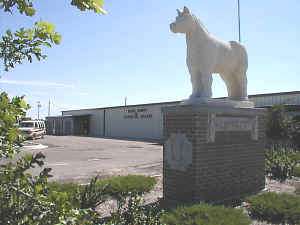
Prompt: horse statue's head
<box><xmin>170</xmin><ymin>6</ymin><xmax>197</xmax><ymax>34</ymax></box>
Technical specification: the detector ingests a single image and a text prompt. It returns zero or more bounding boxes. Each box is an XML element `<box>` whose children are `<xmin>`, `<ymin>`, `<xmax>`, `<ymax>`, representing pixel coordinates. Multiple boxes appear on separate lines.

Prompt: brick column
<box><xmin>163</xmin><ymin>105</ymin><xmax>266</xmax><ymax>207</ymax></box>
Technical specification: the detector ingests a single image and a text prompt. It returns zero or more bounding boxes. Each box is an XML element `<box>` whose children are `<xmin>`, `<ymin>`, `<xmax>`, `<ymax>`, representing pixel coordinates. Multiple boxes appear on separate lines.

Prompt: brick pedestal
<box><xmin>163</xmin><ymin>105</ymin><xmax>266</xmax><ymax>207</ymax></box>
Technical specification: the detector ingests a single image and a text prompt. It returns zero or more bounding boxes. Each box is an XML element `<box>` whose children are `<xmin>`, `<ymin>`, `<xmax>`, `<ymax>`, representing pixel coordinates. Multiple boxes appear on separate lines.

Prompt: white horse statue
<box><xmin>170</xmin><ymin>6</ymin><xmax>249</xmax><ymax>104</ymax></box>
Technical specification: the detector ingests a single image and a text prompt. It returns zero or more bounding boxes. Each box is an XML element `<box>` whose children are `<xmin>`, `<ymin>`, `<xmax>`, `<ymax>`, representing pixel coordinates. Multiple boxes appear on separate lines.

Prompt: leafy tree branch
<box><xmin>0</xmin><ymin>0</ymin><xmax>106</xmax><ymax>16</ymax></box>
<box><xmin>0</xmin><ymin>92</ymin><xmax>29</xmax><ymax>158</ymax></box>
<box><xmin>0</xmin><ymin>21</ymin><xmax>61</xmax><ymax>72</ymax></box>
<box><xmin>71</xmin><ymin>0</ymin><xmax>106</xmax><ymax>14</ymax></box>
<box><xmin>0</xmin><ymin>0</ymin><xmax>35</xmax><ymax>16</ymax></box>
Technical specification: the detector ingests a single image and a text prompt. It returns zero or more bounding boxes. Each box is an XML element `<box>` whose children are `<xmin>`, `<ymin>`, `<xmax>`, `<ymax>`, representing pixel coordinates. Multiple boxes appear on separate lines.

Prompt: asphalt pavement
<box><xmin>23</xmin><ymin>136</ymin><xmax>163</xmax><ymax>182</ymax></box>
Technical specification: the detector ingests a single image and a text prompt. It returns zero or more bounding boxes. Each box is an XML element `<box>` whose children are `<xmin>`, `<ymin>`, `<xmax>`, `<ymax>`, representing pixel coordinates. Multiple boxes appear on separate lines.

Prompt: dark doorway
<box><xmin>73</xmin><ymin>115</ymin><xmax>90</xmax><ymax>136</ymax></box>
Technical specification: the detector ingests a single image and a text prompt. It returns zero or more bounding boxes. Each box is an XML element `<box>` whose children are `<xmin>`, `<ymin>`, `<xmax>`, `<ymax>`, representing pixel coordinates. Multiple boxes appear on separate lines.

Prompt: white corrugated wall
<box><xmin>104</xmin><ymin>105</ymin><xmax>164</xmax><ymax>140</ymax></box>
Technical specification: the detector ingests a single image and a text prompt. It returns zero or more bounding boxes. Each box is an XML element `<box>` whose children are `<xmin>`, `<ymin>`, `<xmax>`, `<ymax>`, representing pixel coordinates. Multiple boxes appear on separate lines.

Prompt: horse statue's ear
<box><xmin>176</xmin><ymin>9</ymin><xmax>181</xmax><ymax>16</ymax></box>
<box><xmin>183</xmin><ymin>6</ymin><xmax>190</xmax><ymax>14</ymax></box>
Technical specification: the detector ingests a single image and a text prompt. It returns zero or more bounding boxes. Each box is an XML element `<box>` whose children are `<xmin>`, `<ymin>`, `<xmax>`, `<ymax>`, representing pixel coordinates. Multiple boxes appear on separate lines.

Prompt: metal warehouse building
<box><xmin>46</xmin><ymin>91</ymin><xmax>300</xmax><ymax>141</ymax></box>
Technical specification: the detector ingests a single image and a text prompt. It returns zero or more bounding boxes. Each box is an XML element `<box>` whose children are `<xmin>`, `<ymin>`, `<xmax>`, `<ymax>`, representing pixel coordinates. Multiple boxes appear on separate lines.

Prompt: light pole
<box><xmin>48</xmin><ymin>100</ymin><xmax>51</xmax><ymax>117</ymax></box>
<box><xmin>37</xmin><ymin>101</ymin><xmax>42</xmax><ymax>120</ymax></box>
<box><xmin>237</xmin><ymin>0</ymin><xmax>241</xmax><ymax>42</ymax></box>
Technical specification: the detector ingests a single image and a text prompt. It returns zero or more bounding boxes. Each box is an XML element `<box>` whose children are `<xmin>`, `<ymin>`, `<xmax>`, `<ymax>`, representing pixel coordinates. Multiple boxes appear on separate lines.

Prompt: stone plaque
<box><xmin>207</xmin><ymin>114</ymin><xmax>258</xmax><ymax>143</ymax></box>
<box><xmin>165</xmin><ymin>133</ymin><xmax>192</xmax><ymax>171</ymax></box>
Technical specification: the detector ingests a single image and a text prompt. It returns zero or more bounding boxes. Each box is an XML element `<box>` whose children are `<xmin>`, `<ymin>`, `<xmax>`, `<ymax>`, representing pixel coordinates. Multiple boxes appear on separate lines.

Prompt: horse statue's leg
<box><xmin>232</xmin><ymin>68</ymin><xmax>248</xmax><ymax>100</ymax></box>
<box><xmin>190</xmin><ymin>71</ymin><xmax>212</xmax><ymax>99</ymax></box>
<box><xmin>239</xmin><ymin>73</ymin><xmax>248</xmax><ymax>100</ymax></box>
<box><xmin>220</xmin><ymin>73</ymin><xmax>233</xmax><ymax>98</ymax></box>
<box><xmin>224</xmin><ymin>71</ymin><xmax>247</xmax><ymax>100</ymax></box>
<box><xmin>201</xmin><ymin>73</ymin><xmax>213</xmax><ymax>98</ymax></box>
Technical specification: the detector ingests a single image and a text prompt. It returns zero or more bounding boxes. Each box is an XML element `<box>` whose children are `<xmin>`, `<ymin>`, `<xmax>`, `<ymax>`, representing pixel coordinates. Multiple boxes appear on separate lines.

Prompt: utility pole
<box><xmin>48</xmin><ymin>100</ymin><xmax>51</xmax><ymax>117</ymax></box>
<box><xmin>37</xmin><ymin>101</ymin><xmax>42</xmax><ymax>120</ymax></box>
<box><xmin>237</xmin><ymin>0</ymin><xmax>241</xmax><ymax>42</ymax></box>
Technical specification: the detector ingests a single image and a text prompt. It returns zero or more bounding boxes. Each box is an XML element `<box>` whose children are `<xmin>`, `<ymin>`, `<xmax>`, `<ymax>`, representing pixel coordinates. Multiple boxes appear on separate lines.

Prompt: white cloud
<box><xmin>0</xmin><ymin>79</ymin><xmax>75</xmax><ymax>88</ymax></box>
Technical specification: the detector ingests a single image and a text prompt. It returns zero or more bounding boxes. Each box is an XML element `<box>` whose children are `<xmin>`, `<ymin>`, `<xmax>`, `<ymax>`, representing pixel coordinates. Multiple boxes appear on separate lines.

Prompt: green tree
<box><xmin>0</xmin><ymin>1</ymin><xmax>106</xmax><ymax>224</ymax></box>
<box><xmin>0</xmin><ymin>0</ymin><xmax>106</xmax><ymax>72</ymax></box>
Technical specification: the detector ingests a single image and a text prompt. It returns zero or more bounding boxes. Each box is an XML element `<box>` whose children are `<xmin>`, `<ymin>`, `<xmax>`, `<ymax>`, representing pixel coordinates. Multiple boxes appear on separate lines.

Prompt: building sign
<box><xmin>124</xmin><ymin>108</ymin><xmax>153</xmax><ymax>119</ymax></box>
<box><xmin>207</xmin><ymin>114</ymin><xmax>258</xmax><ymax>143</ymax></box>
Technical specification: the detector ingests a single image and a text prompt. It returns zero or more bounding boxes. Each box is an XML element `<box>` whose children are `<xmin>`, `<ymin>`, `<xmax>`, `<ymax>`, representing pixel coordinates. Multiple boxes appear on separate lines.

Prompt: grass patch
<box><xmin>161</xmin><ymin>204</ymin><xmax>251</xmax><ymax>225</ymax></box>
<box><xmin>246</xmin><ymin>192</ymin><xmax>300</xmax><ymax>224</ymax></box>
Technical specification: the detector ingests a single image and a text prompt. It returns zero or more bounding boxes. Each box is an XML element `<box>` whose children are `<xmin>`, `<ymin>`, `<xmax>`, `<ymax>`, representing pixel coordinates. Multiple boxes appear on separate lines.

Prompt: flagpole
<box><xmin>237</xmin><ymin>0</ymin><xmax>241</xmax><ymax>42</ymax></box>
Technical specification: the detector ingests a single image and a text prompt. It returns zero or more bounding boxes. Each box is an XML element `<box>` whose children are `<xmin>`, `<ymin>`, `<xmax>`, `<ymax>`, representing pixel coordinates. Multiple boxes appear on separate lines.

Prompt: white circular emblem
<box><xmin>164</xmin><ymin>133</ymin><xmax>193</xmax><ymax>171</ymax></box>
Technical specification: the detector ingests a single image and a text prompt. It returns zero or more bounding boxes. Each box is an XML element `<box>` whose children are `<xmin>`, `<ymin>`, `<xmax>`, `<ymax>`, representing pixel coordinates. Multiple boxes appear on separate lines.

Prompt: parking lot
<box><xmin>24</xmin><ymin>136</ymin><xmax>163</xmax><ymax>182</ymax></box>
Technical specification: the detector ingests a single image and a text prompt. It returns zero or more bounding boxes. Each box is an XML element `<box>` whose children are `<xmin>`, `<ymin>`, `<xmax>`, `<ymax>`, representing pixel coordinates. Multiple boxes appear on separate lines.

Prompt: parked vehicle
<box><xmin>19</xmin><ymin>120</ymin><xmax>46</xmax><ymax>139</ymax></box>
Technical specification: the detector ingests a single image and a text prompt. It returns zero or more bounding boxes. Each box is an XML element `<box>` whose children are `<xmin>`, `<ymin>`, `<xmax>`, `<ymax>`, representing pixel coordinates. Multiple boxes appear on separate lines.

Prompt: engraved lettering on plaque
<box><xmin>207</xmin><ymin>115</ymin><xmax>259</xmax><ymax>143</ymax></box>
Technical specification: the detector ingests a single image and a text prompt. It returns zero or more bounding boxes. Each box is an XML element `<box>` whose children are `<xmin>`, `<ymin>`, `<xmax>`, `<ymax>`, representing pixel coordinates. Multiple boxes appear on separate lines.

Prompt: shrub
<box><xmin>247</xmin><ymin>192</ymin><xmax>300</xmax><ymax>224</ymax></box>
<box><xmin>265</xmin><ymin>146</ymin><xmax>297</xmax><ymax>181</ymax></box>
<box><xmin>161</xmin><ymin>203</ymin><xmax>251</xmax><ymax>225</ymax></box>
<box><xmin>290</xmin><ymin>151</ymin><xmax>300</xmax><ymax>163</ymax></box>
<box><xmin>293</xmin><ymin>166</ymin><xmax>300</xmax><ymax>178</ymax></box>
<box><xmin>105</xmin><ymin>195</ymin><xmax>163</xmax><ymax>225</ymax></box>
<box><xmin>266</xmin><ymin>105</ymin><xmax>290</xmax><ymax>141</ymax></box>
<box><xmin>96</xmin><ymin>175</ymin><xmax>157</xmax><ymax>198</ymax></box>
<box><xmin>78</xmin><ymin>176</ymin><xmax>109</xmax><ymax>210</ymax></box>
<box><xmin>48</xmin><ymin>181</ymin><xmax>82</xmax><ymax>208</ymax></box>
<box><xmin>296</xmin><ymin>184</ymin><xmax>300</xmax><ymax>195</ymax></box>
<box><xmin>48</xmin><ymin>181</ymin><xmax>82</xmax><ymax>194</ymax></box>
<box><xmin>0</xmin><ymin>153</ymin><xmax>70</xmax><ymax>225</ymax></box>
<box><xmin>49</xmin><ymin>175</ymin><xmax>156</xmax><ymax>210</ymax></box>
<box><xmin>49</xmin><ymin>175</ymin><xmax>156</xmax><ymax>197</ymax></box>
<box><xmin>290</xmin><ymin>115</ymin><xmax>300</xmax><ymax>149</ymax></box>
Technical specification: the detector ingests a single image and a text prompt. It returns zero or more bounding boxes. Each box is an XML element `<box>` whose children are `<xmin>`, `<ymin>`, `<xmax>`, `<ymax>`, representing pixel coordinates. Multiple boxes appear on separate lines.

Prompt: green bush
<box><xmin>293</xmin><ymin>166</ymin><xmax>300</xmax><ymax>178</ymax></box>
<box><xmin>78</xmin><ymin>176</ymin><xmax>109</xmax><ymax>210</ymax></box>
<box><xmin>161</xmin><ymin>204</ymin><xmax>251</xmax><ymax>225</ymax></box>
<box><xmin>265</xmin><ymin>146</ymin><xmax>297</xmax><ymax>181</ymax></box>
<box><xmin>105</xmin><ymin>195</ymin><xmax>162</xmax><ymax>225</ymax></box>
<box><xmin>48</xmin><ymin>181</ymin><xmax>82</xmax><ymax>207</ymax></box>
<box><xmin>266</xmin><ymin>105</ymin><xmax>290</xmax><ymax>141</ymax></box>
<box><xmin>247</xmin><ymin>192</ymin><xmax>300</xmax><ymax>224</ymax></box>
<box><xmin>290</xmin><ymin>115</ymin><xmax>300</xmax><ymax>148</ymax></box>
<box><xmin>48</xmin><ymin>181</ymin><xmax>81</xmax><ymax>194</ymax></box>
<box><xmin>96</xmin><ymin>175</ymin><xmax>157</xmax><ymax>198</ymax></box>
<box><xmin>291</xmin><ymin>151</ymin><xmax>300</xmax><ymax>163</ymax></box>
<box><xmin>0</xmin><ymin>152</ymin><xmax>80</xmax><ymax>225</ymax></box>
<box><xmin>296</xmin><ymin>184</ymin><xmax>300</xmax><ymax>195</ymax></box>
<box><xmin>48</xmin><ymin>175</ymin><xmax>157</xmax><ymax>206</ymax></box>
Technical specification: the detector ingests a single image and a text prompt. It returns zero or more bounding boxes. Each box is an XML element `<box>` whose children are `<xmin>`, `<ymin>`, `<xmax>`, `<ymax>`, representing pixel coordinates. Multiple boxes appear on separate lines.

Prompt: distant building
<box><xmin>46</xmin><ymin>91</ymin><xmax>300</xmax><ymax>141</ymax></box>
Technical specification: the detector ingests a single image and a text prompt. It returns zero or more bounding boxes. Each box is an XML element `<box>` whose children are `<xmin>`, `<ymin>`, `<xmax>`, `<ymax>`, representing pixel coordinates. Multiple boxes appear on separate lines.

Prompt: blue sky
<box><xmin>1</xmin><ymin>0</ymin><xmax>299</xmax><ymax>118</ymax></box>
